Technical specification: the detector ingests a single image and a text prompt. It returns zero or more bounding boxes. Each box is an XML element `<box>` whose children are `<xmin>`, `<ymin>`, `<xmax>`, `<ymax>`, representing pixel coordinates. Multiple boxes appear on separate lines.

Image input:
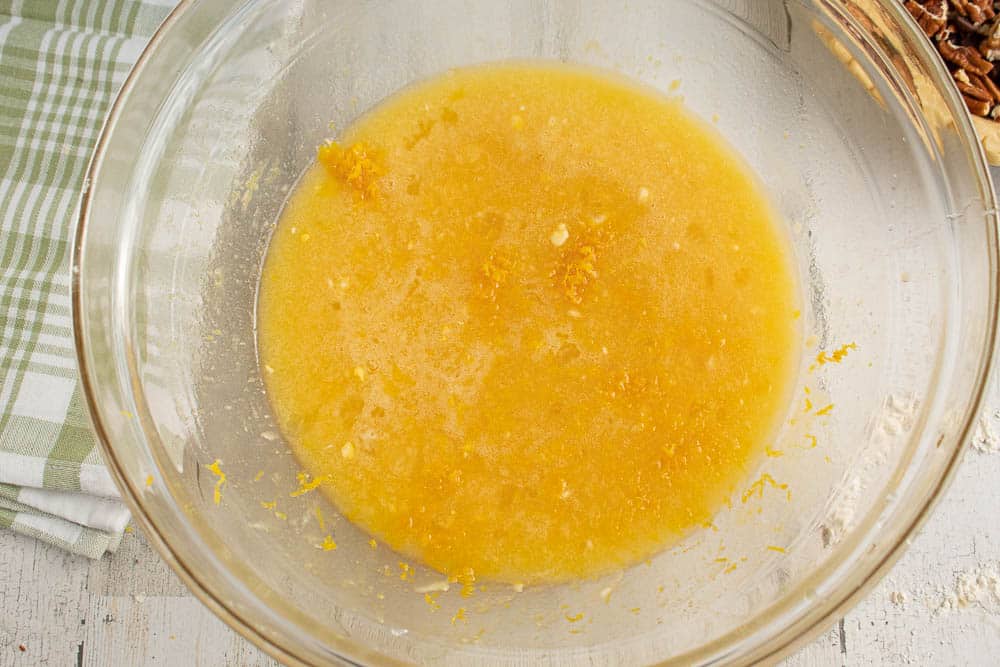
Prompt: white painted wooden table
<box><xmin>5</xmin><ymin>218</ymin><xmax>1000</xmax><ymax>667</ymax></box>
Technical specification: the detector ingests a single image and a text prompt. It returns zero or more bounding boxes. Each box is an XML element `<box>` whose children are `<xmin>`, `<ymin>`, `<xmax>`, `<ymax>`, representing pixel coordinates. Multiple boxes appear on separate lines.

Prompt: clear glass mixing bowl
<box><xmin>73</xmin><ymin>0</ymin><xmax>998</xmax><ymax>664</ymax></box>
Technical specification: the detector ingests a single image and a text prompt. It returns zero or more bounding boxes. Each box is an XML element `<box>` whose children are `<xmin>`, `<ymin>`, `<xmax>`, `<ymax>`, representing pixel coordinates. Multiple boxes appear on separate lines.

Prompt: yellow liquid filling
<box><xmin>258</xmin><ymin>63</ymin><xmax>799</xmax><ymax>584</ymax></box>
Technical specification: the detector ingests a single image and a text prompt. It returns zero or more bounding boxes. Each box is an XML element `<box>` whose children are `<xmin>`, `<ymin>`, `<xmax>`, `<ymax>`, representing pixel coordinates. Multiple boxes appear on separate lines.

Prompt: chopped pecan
<box><xmin>905</xmin><ymin>0</ymin><xmax>949</xmax><ymax>37</ymax></box>
<box><xmin>939</xmin><ymin>38</ymin><xmax>995</xmax><ymax>74</ymax></box>
<box><xmin>980</xmin><ymin>19</ymin><xmax>1000</xmax><ymax>59</ymax></box>
<box><xmin>978</xmin><ymin>1</ymin><xmax>995</xmax><ymax>23</ymax></box>
<box><xmin>903</xmin><ymin>0</ymin><xmax>1000</xmax><ymax>122</ymax></box>
<box><xmin>974</xmin><ymin>71</ymin><xmax>1000</xmax><ymax>100</ymax></box>
<box><xmin>957</xmin><ymin>77</ymin><xmax>993</xmax><ymax>100</ymax></box>
<box><xmin>954</xmin><ymin>67</ymin><xmax>995</xmax><ymax>101</ymax></box>
<box><xmin>963</xmin><ymin>93</ymin><xmax>992</xmax><ymax>115</ymax></box>
<box><xmin>953</xmin><ymin>14</ymin><xmax>989</xmax><ymax>35</ymax></box>
<box><xmin>952</xmin><ymin>0</ymin><xmax>995</xmax><ymax>26</ymax></box>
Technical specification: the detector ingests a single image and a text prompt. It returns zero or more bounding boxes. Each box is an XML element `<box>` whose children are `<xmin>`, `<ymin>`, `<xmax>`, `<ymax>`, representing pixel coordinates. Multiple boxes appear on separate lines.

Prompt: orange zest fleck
<box><xmin>290</xmin><ymin>471</ymin><xmax>326</xmax><ymax>497</ymax></box>
<box><xmin>321</xmin><ymin>535</ymin><xmax>338</xmax><ymax>551</ymax></box>
<box><xmin>317</xmin><ymin>141</ymin><xmax>383</xmax><ymax>199</ymax></box>
<box><xmin>741</xmin><ymin>473</ymin><xmax>790</xmax><ymax>503</ymax></box>
<box><xmin>480</xmin><ymin>252</ymin><xmax>512</xmax><ymax>299</ymax></box>
<box><xmin>450</xmin><ymin>567</ymin><xmax>477</xmax><ymax>597</ymax></box>
<box><xmin>815</xmin><ymin>342</ymin><xmax>857</xmax><ymax>367</ymax></box>
<box><xmin>451</xmin><ymin>607</ymin><xmax>467</xmax><ymax>624</ymax></box>
<box><xmin>565</xmin><ymin>612</ymin><xmax>585</xmax><ymax>622</ymax></box>
<box><xmin>206</xmin><ymin>460</ymin><xmax>226</xmax><ymax>506</ymax></box>
<box><xmin>557</xmin><ymin>243</ymin><xmax>598</xmax><ymax>303</ymax></box>
<box><xmin>815</xmin><ymin>404</ymin><xmax>834</xmax><ymax>416</ymax></box>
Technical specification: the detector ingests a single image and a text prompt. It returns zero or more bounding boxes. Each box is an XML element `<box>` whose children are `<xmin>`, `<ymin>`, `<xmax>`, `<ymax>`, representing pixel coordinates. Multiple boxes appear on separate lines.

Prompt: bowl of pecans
<box><xmin>905</xmin><ymin>0</ymin><xmax>1000</xmax><ymax>161</ymax></box>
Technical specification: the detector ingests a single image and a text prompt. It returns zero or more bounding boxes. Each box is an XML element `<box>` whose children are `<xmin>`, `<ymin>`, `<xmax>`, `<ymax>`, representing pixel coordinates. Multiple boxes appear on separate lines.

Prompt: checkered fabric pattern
<box><xmin>0</xmin><ymin>0</ymin><xmax>173</xmax><ymax>557</ymax></box>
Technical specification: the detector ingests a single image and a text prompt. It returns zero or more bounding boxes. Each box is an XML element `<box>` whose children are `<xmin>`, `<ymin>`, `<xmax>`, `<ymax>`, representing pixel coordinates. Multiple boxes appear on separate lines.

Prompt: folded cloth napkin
<box><xmin>0</xmin><ymin>1</ymin><xmax>173</xmax><ymax>557</ymax></box>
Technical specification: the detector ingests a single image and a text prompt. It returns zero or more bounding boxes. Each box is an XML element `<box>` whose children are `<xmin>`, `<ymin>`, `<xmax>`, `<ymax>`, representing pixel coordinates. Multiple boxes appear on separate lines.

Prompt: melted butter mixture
<box><xmin>258</xmin><ymin>63</ymin><xmax>799</xmax><ymax>584</ymax></box>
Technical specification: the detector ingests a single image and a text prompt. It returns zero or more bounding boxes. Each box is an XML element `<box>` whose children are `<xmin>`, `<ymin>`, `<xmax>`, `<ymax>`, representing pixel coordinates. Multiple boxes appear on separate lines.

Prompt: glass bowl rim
<box><xmin>72</xmin><ymin>0</ymin><xmax>1000</xmax><ymax>664</ymax></box>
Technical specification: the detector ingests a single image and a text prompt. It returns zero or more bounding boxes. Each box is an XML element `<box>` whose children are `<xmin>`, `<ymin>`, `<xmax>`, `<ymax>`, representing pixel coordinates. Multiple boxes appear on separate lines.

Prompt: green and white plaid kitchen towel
<box><xmin>0</xmin><ymin>0</ymin><xmax>173</xmax><ymax>558</ymax></box>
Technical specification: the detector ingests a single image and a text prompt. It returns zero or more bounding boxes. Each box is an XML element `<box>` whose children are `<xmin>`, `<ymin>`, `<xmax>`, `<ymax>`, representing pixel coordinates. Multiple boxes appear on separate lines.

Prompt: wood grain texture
<box><xmin>0</xmin><ymin>531</ymin><xmax>276</xmax><ymax>666</ymax></box>
<box><xmin>3</xmin><ymin>362</ymin><xmax>1000</xmax><ymax>666</ymax></box>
